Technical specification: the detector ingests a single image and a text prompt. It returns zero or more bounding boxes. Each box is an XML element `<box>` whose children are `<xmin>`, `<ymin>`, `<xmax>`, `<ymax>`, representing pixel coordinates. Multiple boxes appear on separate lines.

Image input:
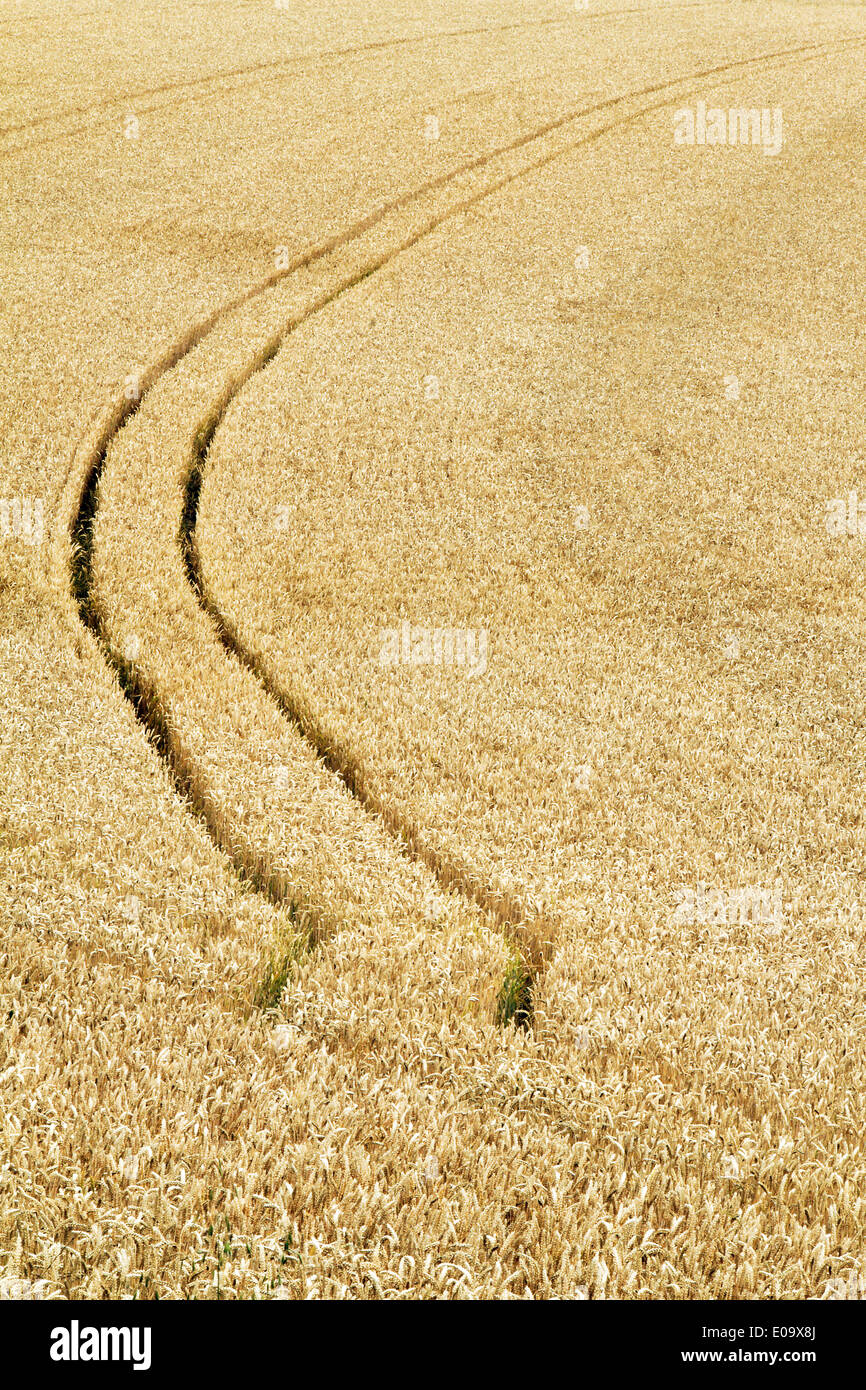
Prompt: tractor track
<box><xmin>64</xmin><ymin>31</ymin><xmax>866</xmax><ymax>1022</ymax></box>
<box><xmin>0</xmin><ymin>2</ymin><xmax>735</xmax><ymax>156</ymax></box>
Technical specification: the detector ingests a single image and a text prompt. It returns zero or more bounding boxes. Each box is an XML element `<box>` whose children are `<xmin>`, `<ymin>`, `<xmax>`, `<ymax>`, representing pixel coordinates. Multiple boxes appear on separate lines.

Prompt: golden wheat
<box><xmin>2</xmin><ymin>0</ymin><xmax>866</xmax><ymax>1300</ymax></box>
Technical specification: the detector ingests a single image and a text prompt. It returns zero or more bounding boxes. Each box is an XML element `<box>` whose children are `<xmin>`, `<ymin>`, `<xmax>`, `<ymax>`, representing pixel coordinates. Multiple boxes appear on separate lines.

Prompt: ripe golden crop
<box><xmin>3</xmin><ymin>0</ymin><xmax>866</xmax><ymax>1301</ymax></box>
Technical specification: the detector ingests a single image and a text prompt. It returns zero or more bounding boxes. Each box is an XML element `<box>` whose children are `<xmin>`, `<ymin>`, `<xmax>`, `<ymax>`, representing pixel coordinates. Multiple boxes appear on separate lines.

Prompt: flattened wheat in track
<box><xmin>83</xmin><ymin>33</ymin><xmax>866</xmax><ymax>989</ymax></box>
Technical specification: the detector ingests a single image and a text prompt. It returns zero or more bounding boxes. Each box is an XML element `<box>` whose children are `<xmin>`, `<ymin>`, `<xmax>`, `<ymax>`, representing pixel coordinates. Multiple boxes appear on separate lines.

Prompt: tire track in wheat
<box><xmin>66</xmin><ymin>32</ymin><xmax>866</xmax><ymax>1020</ymax></box>
<box><xmin>0</xmin><ymin>2</ymin><xmax>731</xmax><ymax>155</ymax></box>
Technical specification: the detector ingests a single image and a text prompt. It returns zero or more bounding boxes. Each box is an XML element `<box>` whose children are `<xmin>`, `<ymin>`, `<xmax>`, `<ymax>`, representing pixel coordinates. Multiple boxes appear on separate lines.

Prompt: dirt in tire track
<box><xmin>69</xmin><ymin>32</ymin><xmax>866</xmax><ymax>1024</ymax></box>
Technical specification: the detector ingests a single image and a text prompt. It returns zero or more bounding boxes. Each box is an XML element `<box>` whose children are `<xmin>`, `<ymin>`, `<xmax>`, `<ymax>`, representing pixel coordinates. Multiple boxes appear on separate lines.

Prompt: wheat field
<box><xmin>2</xmin><ymin>0</ymin><xmax>866</xmax><ymax>1302</ymax></box>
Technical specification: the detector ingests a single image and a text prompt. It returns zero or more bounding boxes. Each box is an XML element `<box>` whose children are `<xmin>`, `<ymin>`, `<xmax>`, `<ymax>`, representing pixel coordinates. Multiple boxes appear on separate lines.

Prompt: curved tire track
<box><xmin>66</xmin><ymin>32</ymin><xmax>866</xmax><ymax>1022</ymax></box>
<box><xmin>0</xmin><ymin>2</ymin><xmax>733</xmax><ymax>157</ymax></box>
